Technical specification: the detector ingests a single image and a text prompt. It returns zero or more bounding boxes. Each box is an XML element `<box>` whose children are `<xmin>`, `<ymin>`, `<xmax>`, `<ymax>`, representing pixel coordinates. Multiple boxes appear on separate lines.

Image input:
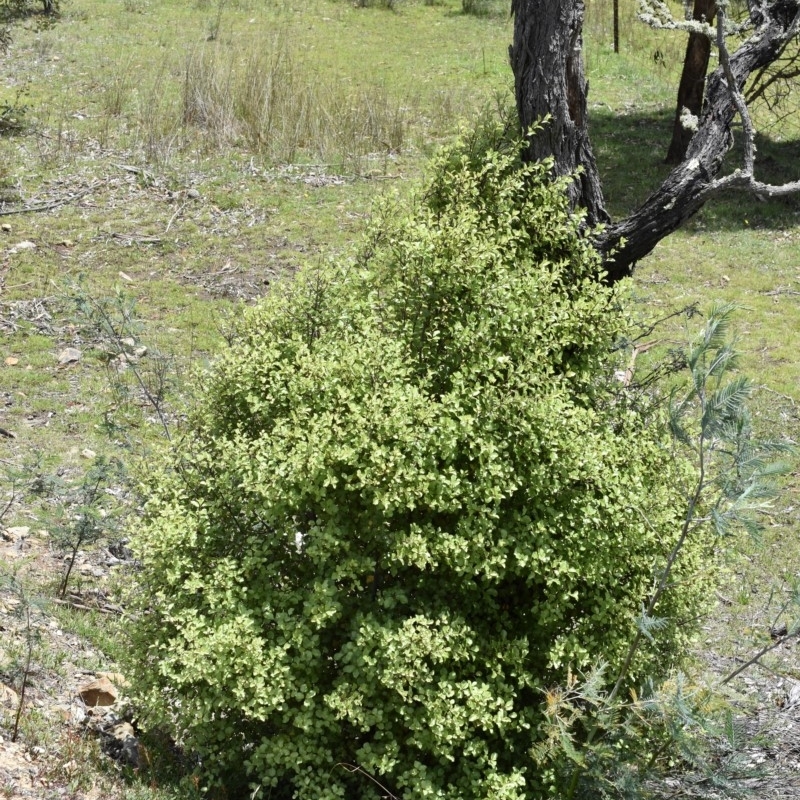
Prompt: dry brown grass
<box><xmin>181</xmin><ymin>35</ymin><xmax>407</xmax><ymax>172</ymax></box>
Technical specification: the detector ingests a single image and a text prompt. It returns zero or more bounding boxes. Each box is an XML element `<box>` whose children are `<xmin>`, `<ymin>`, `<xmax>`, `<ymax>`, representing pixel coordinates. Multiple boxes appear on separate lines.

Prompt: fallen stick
<box><xmin>0</xmin><ymin>185</ymin><xmax>98</xmax><ymax>217</ymax></box>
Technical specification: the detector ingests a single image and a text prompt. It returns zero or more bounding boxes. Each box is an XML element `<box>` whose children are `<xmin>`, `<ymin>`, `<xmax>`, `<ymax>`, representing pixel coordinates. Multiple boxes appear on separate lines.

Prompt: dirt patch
<box><xmin>179</xmin><ymin>258</ymin><xmax>291</xmax><ymax>303</ymax></box>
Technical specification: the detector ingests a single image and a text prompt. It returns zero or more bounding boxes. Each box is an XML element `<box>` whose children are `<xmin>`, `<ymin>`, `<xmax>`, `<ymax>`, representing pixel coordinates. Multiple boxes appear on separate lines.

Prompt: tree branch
<box><xmin>597</xmin><ymin>0</ymin><xmax>800</xmax><ymax>283</ymax></box>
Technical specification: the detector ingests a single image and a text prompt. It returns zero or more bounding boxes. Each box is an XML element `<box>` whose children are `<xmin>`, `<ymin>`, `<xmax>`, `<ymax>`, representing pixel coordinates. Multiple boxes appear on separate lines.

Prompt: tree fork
<box><xmin>511</xmin><ymin>0</ymin><xmax>800</xmax><ymax>284</ymax></box>
<box><xmin>599</xmin><ymin>0</ymin><xmax>800</xmax><ymax>282</ymax></box>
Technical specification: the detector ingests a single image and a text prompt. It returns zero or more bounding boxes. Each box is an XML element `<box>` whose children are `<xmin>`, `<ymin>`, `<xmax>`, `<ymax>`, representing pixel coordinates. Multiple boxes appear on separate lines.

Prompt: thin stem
<box><xmin>84</xmin><ymin>291</ymin><xmax>172</xmax><ymax>441</ymax></box>
<box><xmin>11</xmin><ymin>604</ymin><xmax>33</xmax><ymax>743</ymax></box>
<box><xmin>609</xmin><ymin>401</ymin><xmax>708</xmax><ymax>707</ymax></box>
<box><xmin>59</xmin><ymin>539</ymin><xmax>81</xmax><ymax>598</ymax></box>
<box><xmin>336</xmin><ymin>763</ymin><xmax>400</xmax><ymax>800</ymax></box>
<box><xmin>58</xmin><ymin>470</ymin><xmax>105</xmax><ymax>597</ymax></box>
<box><xmin>0</xmin><ymin>486</ymin><xmax>17</xmax><ymax>526</ymax></box>
<box><xmin>566</xmin><ymin>348</ymin><xmax>712</xmax><ymax>800</ymax></box>
<box><xmin>721</xmin><ymin>628</ymin><xmax>800</xmax><ymax>685</ymax></box>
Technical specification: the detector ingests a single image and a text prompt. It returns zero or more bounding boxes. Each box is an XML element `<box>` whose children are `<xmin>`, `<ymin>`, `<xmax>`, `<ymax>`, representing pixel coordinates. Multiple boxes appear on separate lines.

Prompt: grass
<box><xmin>0</xmin><ymin>0</ymin><xmax>799</xmax><ymax>795</ymax></box>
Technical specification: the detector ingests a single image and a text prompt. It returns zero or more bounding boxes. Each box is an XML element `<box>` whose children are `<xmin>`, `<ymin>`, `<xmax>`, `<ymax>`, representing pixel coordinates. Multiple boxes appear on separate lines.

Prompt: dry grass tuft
<box><xmin>181</xmin><ymin>36</ymin><xmax>407</xmax><ymax>172</ymax></box>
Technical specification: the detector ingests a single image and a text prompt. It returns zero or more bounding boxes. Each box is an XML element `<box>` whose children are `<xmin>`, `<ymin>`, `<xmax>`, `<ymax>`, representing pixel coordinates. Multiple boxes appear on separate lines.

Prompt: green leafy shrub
<box><xmin>130</xmin><ymin>138</ymin><xmax>713</xmax><ymax>799</ymax></box>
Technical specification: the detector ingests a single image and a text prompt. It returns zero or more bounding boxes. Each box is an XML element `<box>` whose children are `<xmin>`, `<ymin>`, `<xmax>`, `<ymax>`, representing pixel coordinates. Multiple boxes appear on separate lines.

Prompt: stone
<box><xmin>77</xmin><ymin>676</ymin><xmax>118</xmax><ymax>707</ymax></box>
<box><xmin>1</xmin><ymin>683</ymin><xmax>19</xmax><ymax>709</ymax></box>
<box><xmin>2</xmin><ymin>526</ymin><xmax>30</xmax><ymax>541</ymax></box>
<box><xmin>86</xmin><ymin>706</ymin><xmax>120</xmax><ymax>731</ymax></box>
<box><xmin>97</xmin><ymin>672</ymin><xmax>129</xmax><ymax>688</ymax></box>
<box><xmin>111</xmin><ymin>721</ymin><xmax>135</xmax><ymax>740</ymax></box>
<box><xmin>57</xmin><ymin>347</ymin><xmax>82</xmax><ymax>365</ymax></box>
<box><xmin>103</xmin><ymin>721</ymin><xmax>140</xmax><ymax>768</ymax></box>
<box><xmin>108</xmin><ymin>539</ymin><xmax>133</xmax><ymax>560</ymax></box>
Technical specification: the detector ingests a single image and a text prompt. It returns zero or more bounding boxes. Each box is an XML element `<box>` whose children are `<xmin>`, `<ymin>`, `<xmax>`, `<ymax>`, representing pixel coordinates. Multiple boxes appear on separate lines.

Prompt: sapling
<box><xmin>53</xmin><ymin>457</ymin><xmax>125</xmax><ymax>598</ymax></box>
<box><xmin>539</xmin><ymin>304</ymin><xmax>795</xmax><ymax>800</ymax></box>
<box><xmin>65</xmin><ymin>281</ymin><xmax>175</xmax><ymax>440</ymax></box>
<box><xmin>0</xmin><ymin>568</ymin><xmax>43</xmax><ymax>743</ymax></box>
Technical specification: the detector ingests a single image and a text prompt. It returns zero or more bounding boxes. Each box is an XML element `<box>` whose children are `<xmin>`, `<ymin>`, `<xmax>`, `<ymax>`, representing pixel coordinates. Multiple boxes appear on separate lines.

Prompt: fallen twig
<box><xmin>165</xmin><ymin>201</ymin><xmax>188</xmax><ymax>234</ymax></box>
<box><xmin>762</xmin><ymin>287</ymin><xmax>800</xmax><ymax>297</ymax></box>
<box><xmin>109</xmin><ymin>232</ymin><xmax>163</xmax><ymax>246</ymax></box>
<box><xmin>0</xmin><ymin>184</ymin><xmax>99</xmax><ymax>217</ymax></box>
<box><xmin>721</xmin><ymin>628</ymin><xmax>800</xmax><ymax>685</ymax></box>
<box><xmin>52</xmin><ymin>597</ymin><xmax>123</xmax><ymax>615</ymax></box>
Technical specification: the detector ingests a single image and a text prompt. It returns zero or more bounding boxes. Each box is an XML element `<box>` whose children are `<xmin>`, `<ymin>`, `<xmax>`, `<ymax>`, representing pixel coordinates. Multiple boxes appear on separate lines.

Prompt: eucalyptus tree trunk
<box><xmin>665</xmin><ymin>0</ymin><xmax>717</xmax><ymax>164</ymax></box>
<box><xmin>510</xmin><ymin>0</ymin><xmax>609</xmax><ymax>226</ymax></box>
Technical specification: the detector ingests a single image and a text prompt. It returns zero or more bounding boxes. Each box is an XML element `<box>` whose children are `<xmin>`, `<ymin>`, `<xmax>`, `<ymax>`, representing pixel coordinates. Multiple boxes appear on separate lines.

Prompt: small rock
<box><xmin>103</xmin><ymin>722</ymin><xmax>140</xmax><ymax>768</ymax></box>
<box><xmin>187</xmin><ymin>188</ymin><xmax>201</xmax><ymax>199</ymax></box>
<box><xmin>120</xmin><ymin>337</ymin><xmax>136</xmax><ymax>350</ymax></box>
<box><xmin>77</xmin><ymin>676</ymin><xmax>119</xmax><ymax>707</ymax></box>
<box><xmin>771</xmin><ymin>622</ymin><xmax>789</xmax><ymax>639</ymax></box>
<box><xmin>3</xmin><ymin>526</ymin><xmax>30</xmax><ymax>541</ymax></box>
<box><xmin>133</xmin><ymin>345</ymin><xmax>148</xmax><ymax>358</ymax></box>
<box><xmin>98</xmin><ymin>672</ymin><xmax>129</xmax><ymax>688</ymax></box>
<box><xmin>785</xmin><ymin>681</ymin><xmax>800</xmax><ymax>710</ymax></box>
<box><xmin>108</xmin><ymin>539</ymin><xmax>133</xmax><ymax>560</ymax></box>
<box><xmin>57</xmin><ymin>347</ymin><xmax>82</xmax><ymax>365</ymax></box>
<box><xmin>1</xmin><ymin>683</ymin><xmax>19</xmax><ymax>709</ymax></box>
<box><xmin>111</xmin><ymin>722</ymin><xmax>135</xmax><ymax>740</ymax></box>
<box><xmin>4</xmin><ymin>356</ymin><xmax>18</xmax><ymax>366</ymax></box>
<box><xmin>70</xmin><ymin>703</ymin><xmax>86</xmax><ymax>725</ymax></box>
<box><xmin>80</xmin><ymin>448</ymin><xmax>96</xmax><ymax>459</ymax></box>
<box><xmin>10</xmin><ymin>240</ymin><xmax>36</xmax><ymax>253</ymax></box>
<box><xmin>1</xmin><ymin>223</ymin><xmax>10</xmax><ymax>233</ymax></box>
<box><xmin>88</xmin><ymin>707</ymin><xmax>120</xmax><ymax>728</ymax></box>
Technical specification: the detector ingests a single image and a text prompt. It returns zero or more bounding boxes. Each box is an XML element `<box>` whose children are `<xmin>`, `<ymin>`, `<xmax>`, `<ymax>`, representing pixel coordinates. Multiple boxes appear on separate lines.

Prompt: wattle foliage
<box><xmin>130</xmin><ymin>142</ymin><xmax>711</xmax><ymax>799</ymax></box>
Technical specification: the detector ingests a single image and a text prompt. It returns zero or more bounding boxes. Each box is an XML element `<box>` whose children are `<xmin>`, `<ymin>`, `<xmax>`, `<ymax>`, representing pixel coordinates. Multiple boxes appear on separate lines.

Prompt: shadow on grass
<box><xmin>0</xmin><ymin>5</ymin><xmax>58</xmax><ymax>25</ymax></box>
<box><xmin>591</xmin><ymin>106</ymin><xmax>800</xmax><ymax>231</ymax></box>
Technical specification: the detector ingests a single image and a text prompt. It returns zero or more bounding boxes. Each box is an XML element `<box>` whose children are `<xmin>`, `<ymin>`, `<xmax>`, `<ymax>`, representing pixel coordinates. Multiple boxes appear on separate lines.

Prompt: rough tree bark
<box><xmin>510</xmin><ymin>0</ymin><xmax>609</xmax><ymax>225</ymax></box>
<box><xmin>510</xmin><ymin>0</ymin><xmax>800</xmax><ymax>284</ymax></box>
<box><xmin>664</xmin><ymin>0</ymin><xmax>717</xmax><ymax>164</ymax></box>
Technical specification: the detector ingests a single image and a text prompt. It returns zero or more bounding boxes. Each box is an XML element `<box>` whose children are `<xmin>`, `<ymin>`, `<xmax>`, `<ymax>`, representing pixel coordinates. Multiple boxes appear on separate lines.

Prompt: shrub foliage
<box><xmin>131</xmin><ymin>141</ymin><xmax>712</xmax><ymax>799</ymax></box>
